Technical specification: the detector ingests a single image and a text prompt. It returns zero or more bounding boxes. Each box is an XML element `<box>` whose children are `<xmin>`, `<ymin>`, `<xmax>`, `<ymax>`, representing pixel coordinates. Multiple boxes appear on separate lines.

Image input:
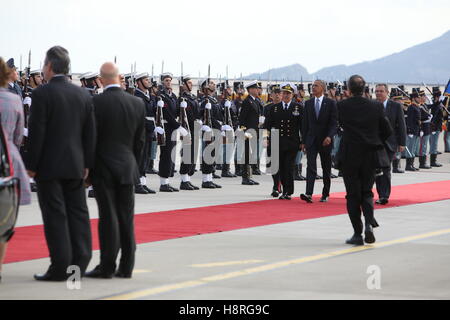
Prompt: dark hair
<box><xmin>44</xmin><ymin>46</ymin><xmax>70</xmax><ymax>75</ymax></box>
<box><xmin>0</xmin><ymin>57</ymin><xmax>12</xmax><ymax>87</ymax></box>
<box><xmin>348</xmin><ymin>75</ymin><xmax>366</xmax><ymax>96</ymax></box>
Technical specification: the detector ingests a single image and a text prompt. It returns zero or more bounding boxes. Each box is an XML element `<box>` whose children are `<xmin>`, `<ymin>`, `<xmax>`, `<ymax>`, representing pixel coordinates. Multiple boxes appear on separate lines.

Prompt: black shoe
<box><xmin>115</xmin><ymin>271</ymin><xmax>132</xmax><ymax>279</ymax></box>
<box><xmin>242</xmin><ymin>178</ymin><xmax>256</xmax><ymax>185</ymax></box>
<box><xmin>320</xmin><ymin>196</ymin><xmax>329</xmax><ymax>203</ymax></box>
<box><xmin>221</xmin><ymin>171</ymin><xmax>236</xmax><ymax>178</ymax></box>
<box><xmin>88</xmin><ymin>190</ymin><xmax>95</xmax><ymax>198</ymax></box>
<box><xmin>211</xmin><ymin>182</ymin><xmax>222</xmax><ymax>189</ymax></box>
<box><xmin>146</xmin><ymin>168</ymin><xmax>159</xmax><ymax>175</ymax></box>
<box><xmin>249</xmin><ymin>179</ymin><xmax>259</xmax><ymax>185</ymax></box>
<box><xmin>430</xmin><ymin>154</ymin><xmax>442</xmax><ymax>167</ymax></box>
<box><xmin>330</xmin><ymin>174</ymin><xmax>338</xmax><ymax>179</ymax></box>
<box><xmin>345</xmin><ymin>234</ymin><xmax>364</xmax><ymax>246</ymax></box>
<box><xmin>280</xmin><ymin>194</ymin><xmax>291</xmax><ymax>200</ymax></box>
<box><xmin>364</xmin><ymin>225</ymin><xmax>376</xmax><ymax>244</ymax></box>
<box><xmin>271</xmin><ymin>189</ymin><xmax>280</xmax><ymax>198</ymax></box>
<box><xmin>168</xmin><ymin>184</ymin><xmax>179</xmax><ymax>192</ymax></box>
<box><xmin>202</xmin><ymin>181</ymin><xmax>216</xmax><ymax>189</ymax></box>
<box><xmin>253</xmin><ymin>168</ymin><xmax>262</xmax><ymax>175</ymax></box>
<box><xmin>300</xmin><ymin>194</ymin><xmax>313</xmax><ymax>203</ymax></box>
<box><xmin>159</xmin><ymin>184</ymin><xmax>174</xmax><ymax>192</ymax></box>
<box><xmin>316</xmin><ymin>175</ymin><xmax>322</xmax><ymax>180</ymax></box>
<box><xmin>85</xmin><ymin>266</ymin><xmax>113</xmax><ymax>279</ymax></box>
<box><xmin>30</xmin><ymin>183</ymin><xmax>38</xmax><ymax>192</ymax></box>
<box><xmin>180</xmin><ymin>181</ymin><xmax>195</xmax><ymax>190</ymax></box>
<box><xmin>375</xmin><ymin>198</ymin><xmax>389</xmax><ymax>205</ymax></box>
<box><xmin>34</xmin><ymin>272</ymin><xmax>68</xmax><ymax>282</ymax></box>
<box><xmin>188</xmin><ymin>182</ymin><xmax>200</xmax><ymax>190</ymax></box>
<box><xmin>212</xmin><ymin>173</ymin><xmax>221</xmax><ymax>179</ymax></box>
<box><xmin>143</xmin><ymin>186</ymin><xmax>156</xmax><ymax>194</ymax></box>
<box><xmin>135</xmin><ymin>185</ymin><xmax>149</xmax><ymax>194</ymax></box>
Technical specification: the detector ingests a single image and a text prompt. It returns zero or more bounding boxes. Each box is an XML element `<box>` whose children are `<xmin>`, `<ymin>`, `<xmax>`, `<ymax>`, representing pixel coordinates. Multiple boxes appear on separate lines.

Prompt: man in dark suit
<box><xmin>300</xmin><ymin>80</ymin><xmax>337</xmax><ymax>203</ymax></box>
<box><xmin>238</xmin><ymin>81</ymin><xmax>262</xmax><ymax>185</ymax></box>
<box><xmin>264</xmin><ymin>83</ymin><xmax>303</xmax><ymax>200</ymax></box>
<box><xmin>85</xmin><ymin>62</ymin><xmax>145</xmax><ymax>279</ymax></box>
<box><xmin>337</xmin><ymin>75</ymin><xmax>392</xmax><ymax>246</ymax></box>
<box><xmin>374</xmin><ymin>84</ymin><xmax>406</xmax><ymax>205</ymax></box>
<box><xmin>25</xmin><ymin>46</ymin><xmax>96</xmax><ymax>281</ymax></box>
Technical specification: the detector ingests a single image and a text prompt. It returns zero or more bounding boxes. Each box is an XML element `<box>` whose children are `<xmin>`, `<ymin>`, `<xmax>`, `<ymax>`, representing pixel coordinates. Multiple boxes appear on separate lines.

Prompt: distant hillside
<box><xmin>244</xmin><ymin>64</ymin><xmax>310</xmax><ymax>81</ymax></box>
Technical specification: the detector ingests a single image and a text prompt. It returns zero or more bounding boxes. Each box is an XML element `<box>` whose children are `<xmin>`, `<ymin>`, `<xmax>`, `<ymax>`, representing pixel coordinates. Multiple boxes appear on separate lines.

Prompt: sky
<box><xmin>1</xmin><ymin>0</ymin><xmax>449</xmax><ymax>78</ymax></box>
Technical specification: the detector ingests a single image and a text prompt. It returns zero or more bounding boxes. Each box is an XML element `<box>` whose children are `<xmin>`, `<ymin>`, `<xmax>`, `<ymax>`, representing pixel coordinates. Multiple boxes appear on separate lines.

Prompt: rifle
<box><xmin>127</xmin><ymin>63</ymin><xmax>136</xmax><ymax>95</ymax></box>
<box><xmin>22</xmin><ymin>50</ymin><xmax>32</xmax><ymax>148</ymax></box>
<box><xmin>155</xmin><ymin>96</ymin><xmax>166</xmax><ymax>146</ymax></box>
<box><xmin>179</xmin><ymin>97</ymin><xmax>191</xmax><ymax>144</ymax></box>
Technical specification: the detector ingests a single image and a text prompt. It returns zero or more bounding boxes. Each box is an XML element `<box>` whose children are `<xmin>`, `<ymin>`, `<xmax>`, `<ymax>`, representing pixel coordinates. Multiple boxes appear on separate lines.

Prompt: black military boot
<box><xmin>235</xmin><ymin>164</ymin><xmax>243</xmax><ymax>177</ymax></box>
<box><xmin>430</xmin><ymin>154</ymin><xmax>442</xmax><ymax>167</ymax></box>
<box><xmin>221</xmin><ymin>164</ymin><xmax>236</xmax><ymax>178</ymax></box>
<box><xmin>419</xmin><ymin>156</ymin><xmax>431</xmax><ymax>169</ymax></box>
<box><xmin>252</xmin><ymin>164</ymin><xmax>262</xmax><ymax>175</ymax></box>
<box><xmin>392</xmin><ymin>159</ymin><xmax>404</xmax><ymax>173</ymax></box>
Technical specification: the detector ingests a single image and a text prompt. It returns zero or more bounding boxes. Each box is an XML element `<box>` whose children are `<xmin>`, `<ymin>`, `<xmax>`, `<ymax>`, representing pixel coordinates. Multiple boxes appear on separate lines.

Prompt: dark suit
<box><xmin>375</xmin><ymin>100</ymin><xmax>406</xmax><ymax>199</ymax></box>
<box><xmin>337</xmin><ymin>96</ymin><xmax>392</xmax><ymax>235</ymax></box>
<box><xmin>25</xmin><ymin>75</ymin><xmax>96</xmax><ymax>278</ymax></box>
<box><xmin>265</xmin><ymin>101</ymin><xmax>302</xmax><ymax>195</ymax></box>
<box><xmin>91</xmin><ymin>86</ymin><xmax>145</xmax><ymax>276</ymax></box>
<box><xmin>302</xmin><ymin>96</ymin><xmax>337</xmax><ymax>197</ymax></box>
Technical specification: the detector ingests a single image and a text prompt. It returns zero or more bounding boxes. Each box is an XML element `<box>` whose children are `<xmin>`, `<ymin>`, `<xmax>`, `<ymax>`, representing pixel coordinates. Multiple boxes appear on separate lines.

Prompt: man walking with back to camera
<box><xmin>337</xmin><ymin>75</ymin><xmax>392</xmax><ymax>246</ymax></box>
<box><xmin>85</xmin><ymin>62</ymin><xmax>145</xmax><ymax>279</ymax></box>
<box><xmin>26</xmin><ymin>46</ymin><xmax>96</xmax><ymax>281</ymax></box>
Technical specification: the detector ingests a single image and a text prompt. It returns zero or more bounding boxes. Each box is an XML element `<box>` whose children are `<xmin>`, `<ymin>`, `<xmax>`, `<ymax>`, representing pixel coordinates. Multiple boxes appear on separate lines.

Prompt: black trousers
<box><xmin>375</xmin><ymin>150</ymin><xmax>395</xmax><ymax>199</ymax></box>
<box><xmin>306</xmin><ymin>144</ymin><xmax>332</xmax><ymax>196</ymax></box>
<box><xmin>139</xmin><ymin>133</ymin><xmax>153</xmax><ymax>177</ymax></box>
<box><xmin>159</xmin><ymin>131</ymin><xmax>175</xmax><ymax>179</ymax></box>
<box><xmin>279</xmin><ymin>149</ymin><xmax>297</xmax><ymax>195</ymax></box>
<box><xmin>201</xmin><ymin>136</ymin><xmax>216</xmax><ymax>174</ymax></box>
<box><xmin>36</xmin><ymin>179</ymin><xmax>92</xmax><ymax>277</ymax></box>
<box><xmin>92</xmin><ymin>179</ymin><xmax>136</xmax><ymax>275</ymax></box>
<box><xmin>342</xmin><ymin>147</ymin><xmax>379</xmax><ymax>235</ymax></box>
<box><xmin>267</xmin><ymin>139</ymin><xmax>280</xmax><ymax>190</ymax></box>
<box><xmin>180</xmin><ymin>132</ymin><xmax>198</xmax><ymax>176</ymax></box>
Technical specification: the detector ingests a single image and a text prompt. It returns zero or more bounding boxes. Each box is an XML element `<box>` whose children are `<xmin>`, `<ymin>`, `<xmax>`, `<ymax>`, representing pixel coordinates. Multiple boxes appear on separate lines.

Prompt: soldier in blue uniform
<box><xmin>405</xmin><ymin>89</ymin><xmax>422</xmax><ymax>171</ymax></box>
<box><xmin>429</xmin><ymin>87</ymin><xmax>444</xmax><ymax>167</ymax></box>
<box><xmin>6</xmin><ymin>59</ymin><xmax>23</xmax><ymax>98</ymax></box>
<box><xmin>178</xmin><ymin>75</ymin><xmax>201</xmax><ymax>190</ymax></box>
<box><xmin>198</xmin><ymin>79</ymin><xmax>223</xmax><ymax>189</ymax></box>
<box><xmin>417</xmin><ymin>90</ymin><xmax>433</xmax><ymax>169</ymax></box>
<box><xmin>134</xmin><ymin>72</ymin><xmax>157</xmax><ymax>194</ymax></box>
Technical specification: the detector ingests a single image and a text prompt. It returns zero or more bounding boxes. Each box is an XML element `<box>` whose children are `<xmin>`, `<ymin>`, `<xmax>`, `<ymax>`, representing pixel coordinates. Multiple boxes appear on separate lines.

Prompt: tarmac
<box><xmin>1</xmin><ymin>144</ymin><xmax>450</xmax><ymax>300</ymax></box>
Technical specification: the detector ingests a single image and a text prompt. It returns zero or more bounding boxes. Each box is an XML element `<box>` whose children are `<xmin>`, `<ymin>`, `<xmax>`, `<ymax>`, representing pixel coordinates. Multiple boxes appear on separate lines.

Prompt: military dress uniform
<box><xmin>405</xmin><ymin>96</ymin><xmax>421</xmax><ymax>171</ymax></box>
<box><xmin>178</xmin><ymin>88</ymin><xmax>201</xmax><ymax>190</ymax></box>
<box><xmin>264</xmin><ymin>83</ymin><xmax>303</xmax><ymax>199</ymax></box>
<box><xmin>430</xmin><ymin>89</ymin><xmax>444</xmax><ymax>167</ymax></box>
<box><xmin>418</xmin><ymin>102</ymin><xmax>433</xmax><ymax>169</ymax></box>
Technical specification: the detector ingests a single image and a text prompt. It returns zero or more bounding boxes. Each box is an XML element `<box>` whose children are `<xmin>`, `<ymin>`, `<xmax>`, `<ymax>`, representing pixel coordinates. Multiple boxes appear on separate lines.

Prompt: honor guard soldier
<box><xmin>418</xmin><ymin>89</ymin><xmax>432</xmax><ymax>169</ymax></box>
<box><xmin>178</xmin><ymin>75</ymin><xmax>201</xmax><ymax>190</ymax></box>
<box><xmin>233</xmin><ymin>81</ymin><xmax>245</xmax><ymax>176</ymax></box>
<box><xmin>6</xmin><ymin>59</ymin><xmax>23</xmax><ymax>97</ymax></box>
<box><xmin>134</xmin><ymin>72</ymin><xmax>157</xmax><ymax>194</ymax></box>
<box><xmin>238</xmin><ymin>80</ymin><xmax>262</xmax><ymax>185</ymax></box>
<box><xmin>429</xmin><ymin>87</ymin><xmax>443</xmax><ymax>167</ymax></box>
<box><xmin>264</xmin><ymin>83</ymin><xmax>303</xmax><ymax>200</ymax></box>
<box><xmin>157</xmin><ymin>73</ymin><xmax>189</xmax><ymax>192</ymax></box>
<box><xmin>84</xmin><ymin>72</ymin><xmax>102</xmax><ymax>96</ymax></box>
<box><xmin>263</xmin><ymin>84</ymin><xmax>282</xmax><ymax>197</ymax></box>
<box><xmin>405</xmin><ymin>89</ymin><xmax>422</xmax><ymax>171</ymax></box>
<box><xmin>198</xmin><ymin>79</ymin><xmax>223</xmax><ymax>189</ymax></box>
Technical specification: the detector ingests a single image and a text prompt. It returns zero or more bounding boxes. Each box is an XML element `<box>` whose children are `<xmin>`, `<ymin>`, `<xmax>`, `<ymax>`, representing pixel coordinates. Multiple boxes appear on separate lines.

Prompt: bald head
<box><xmin>99</xmin><ymin>62</ymin><xmax>120</xmax><ymax>87</ymax></box>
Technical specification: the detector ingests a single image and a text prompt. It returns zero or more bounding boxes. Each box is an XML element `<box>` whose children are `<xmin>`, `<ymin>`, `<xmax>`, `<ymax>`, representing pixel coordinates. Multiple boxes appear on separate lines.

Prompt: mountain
<box><xmin>245</xmin><ymin>31</ymin><xmax>450</xmax><ymax>84</ymax></box>
<box><xmin>244</xmin><ymin>64</ymin><xmax>309</xmax><ymax>81</ymax></box>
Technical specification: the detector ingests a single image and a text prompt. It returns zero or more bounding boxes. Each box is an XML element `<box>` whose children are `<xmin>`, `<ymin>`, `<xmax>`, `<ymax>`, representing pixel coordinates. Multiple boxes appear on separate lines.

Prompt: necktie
<box><xmin>315</xmin><ymin>98</ymin><xmax>321</xmax><ymax>118</ymax></box>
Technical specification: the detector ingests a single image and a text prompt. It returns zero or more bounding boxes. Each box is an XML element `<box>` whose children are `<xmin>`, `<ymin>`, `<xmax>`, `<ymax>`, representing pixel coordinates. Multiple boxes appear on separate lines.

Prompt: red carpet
<box><xmin>5</xmin><ymin>180</ymin><xmax>450</xmax><ymax>264</ymax></box>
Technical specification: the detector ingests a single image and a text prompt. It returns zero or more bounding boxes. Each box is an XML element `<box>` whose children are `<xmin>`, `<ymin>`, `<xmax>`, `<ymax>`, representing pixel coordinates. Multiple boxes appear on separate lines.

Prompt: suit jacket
<box><xmin>25</xmin><ymin>76</ymin><xmax>96</xmax><ymax>180</ymax></box>
<box><xmin>91</xmin><ymin>87</ymin><xmax>145</xmax><ymax>185</ymax></box>
<box><xmin>383</xmin><ymin>100</ymin><xmax>407</xmax><ymax>153</ymax></box>
<box><xmin>265</xmin><ymin>101</ymin><xmax>303</xmax><ymax>152</ymax></box>
<box><xmin>302</xmin><ymin>96</ymin><xmax>337</xmax><ymax>148</ymax></box>
<box><xmin>239</xmin><ymin>95</ymin><xmax>262</xmax><ymax>130</ymax></box>
<box><xmin>337</xmin><ymin>96</ymin><xmax>392</xmax><ymax>166</ymax></box>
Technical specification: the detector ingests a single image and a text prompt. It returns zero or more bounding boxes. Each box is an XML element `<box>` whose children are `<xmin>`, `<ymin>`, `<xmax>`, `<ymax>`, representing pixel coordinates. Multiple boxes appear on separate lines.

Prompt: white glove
<box><xmin>180</xmin><ymin>101</ymin><xmax>188</xmax><ymax>109</ymax></box>
<box><xmin>245</xmin><ymin>132</ymin><xmax>253</xmax><ymax>139</ymax></box>
<box><xmin>201</xmin><ymin>125</ymin><xmax>212</xmax><ymax>132</ymax></box>
<box><xmin>420</xmin><ymin>131</ymin><xmax>424</xmax><ymax>137</ymax></box>
<box><xmin>221</xmin><ymin>125</ymin><xmax>233</xmax><ymax>131</ymax></box>
<box><xmin>178</xmin><ymin>126</ymin><xmax>189</xmax><ymax>137</ymax></box>
<box><xmin>157</xmin><ymin>100</ymin><xmax>164</xmax><ymax>108</ymax></box>
<box><xmin>196</xmin><ymin>119</ymin><xmax>203</xmax><ymax>126</ymax></box>
<box><xmin>432</xmin><ymin>131</ymin><xmax>437</xmax><ymax>135</ymax></box>
<box><xmin>224</xmin><ymin>100</ymin><xmax>231</xmax><ymax>108</ymax></box>
<box><xmin>154</xmin><ymin>127</ymin><xmax>164</xmax><ymax>135</ymax></box>
<box><xmin>408</xmin><ymin>134</ymin><xmax>414</xmax><ymax>138</ymax></box>
<box><xmin>259</xmin><ymin>116</ymin><xmax>266</xmax><ymax>124</ymax></box>
<box><xmin>221</xmin><ymin>131</ymin><xmax>226</xmax><ymax>137</ymax></box>
<box><xmin>23</xmin><ymin>128</ymin><xmax>28</xmax><ymax>137</ymax></box>
<box><xmin>23</xmin><ymin>97</ymin><xmax>32</xmax><ymax>106</ymax></box>
<box><xmin>205</xmin><ymin>102</ymin><xmax>212</xmax><ymax>110</ymax></box>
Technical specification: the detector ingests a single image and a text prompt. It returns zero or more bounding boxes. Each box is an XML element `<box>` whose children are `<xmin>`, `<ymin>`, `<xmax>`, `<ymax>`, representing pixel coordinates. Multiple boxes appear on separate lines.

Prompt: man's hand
<box><xmin>322</xmin><ymin>137</ymin><xmax>332</xmax><ymax>147</ymax></box>
<box><xmin>27</xmin><ymin>170</ymin><xmax>36</xmax><ymax>178</ymax></box>
<box><xmin>301</xmin><ymin>144</ymin><xmax>306</xmax><ymax>153</ymax></box>
<box><xmin>84</xmin><ymin>168</ymin><xmax>89</xmax><ymax>180</ymax></box>
<box><xmin>398</xmin><ymin>146</ymin><xmax>405</xmax><ymax>153</ymax></box>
